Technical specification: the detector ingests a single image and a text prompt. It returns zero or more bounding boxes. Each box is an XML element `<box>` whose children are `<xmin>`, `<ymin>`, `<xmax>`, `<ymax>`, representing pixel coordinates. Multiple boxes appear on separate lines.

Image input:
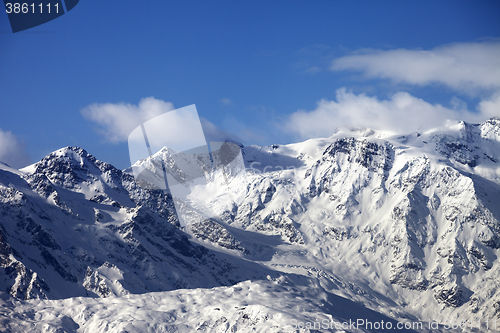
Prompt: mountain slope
<box><xmin>0</xmin><ymin>147</ymin><xmax>274</xmax><ymax>300</ymax></box>
<box><xmin>0</xmin><ymin>117</ymin><xmax>499</xmax><ymax>331</ymax></box>
<box><xmin>213</xmin><ymin>118</ymin><xmax>500</xmax><ymax>323</ymax></box>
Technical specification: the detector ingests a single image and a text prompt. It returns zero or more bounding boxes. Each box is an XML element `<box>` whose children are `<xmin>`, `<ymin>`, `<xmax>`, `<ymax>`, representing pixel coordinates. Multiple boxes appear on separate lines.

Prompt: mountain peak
<box><xmin>20</xmin><ymin>146</ymin><xmax>123</xmax><ymax>192</ymax></box>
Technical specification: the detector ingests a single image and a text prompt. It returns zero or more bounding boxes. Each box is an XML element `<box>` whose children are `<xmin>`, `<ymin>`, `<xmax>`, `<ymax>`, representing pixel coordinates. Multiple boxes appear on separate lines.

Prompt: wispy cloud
<box><xmin>285</xmin><ymin>88</ymin><xmax>489</xmax><ymax>139</ymax></box>
<box><xmin>200</xmin><ymin>118</ymin><xmax>243</xmax><ymax>143</ymax></box>
<box><xmin>220</xmin><ymin>98</ymin><xmax>233</xmax><ymax>106</ymax></box>
<box><xmin>331</xmin><ymin>41</ymin><xmax>500</xmax><ymax>94</ymax></box>
<box><xmin>81</xmin><ymin>97</ymin><xmax>175</xmax><ymax>143</ymax></box>
<box><xmin>295</xmin><ymin>44</ymin><xmax>335</xmax><ymax>74</ymax></box>
<box><xmin>0</xmin><ymin>129</ymin><xmax>31</xmax><ymax>169</ymax></box>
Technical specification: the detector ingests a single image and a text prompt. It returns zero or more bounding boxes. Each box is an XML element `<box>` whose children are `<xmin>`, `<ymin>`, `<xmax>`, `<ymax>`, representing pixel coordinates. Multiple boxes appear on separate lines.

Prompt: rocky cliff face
<box><xmin>1</xmin><ymin>118</ymin><xmax>499</xmax><ymax>328</ymax></box>
<box><xmin>0</xmin><ymin>147</ymin><xmax>271</xmax><ymax>301</ymax></box>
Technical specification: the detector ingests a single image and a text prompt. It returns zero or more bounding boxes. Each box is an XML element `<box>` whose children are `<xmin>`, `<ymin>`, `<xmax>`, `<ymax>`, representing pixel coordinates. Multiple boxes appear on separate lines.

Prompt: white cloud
<box><xmin>331</xmin><ymin>41</ymin><xmax>500</xmax><ymax>93</ymax></box>
<box><xmin>285</xmin><ymin>88</ymin><xmax>491</xmax><ymax>139</ymax></box>
<box><xmin>0</xmin><ymin>129</ymin><xmax>31</xmax><ymax>169</ymax></box>
<box><xmin>82</xmin><ymin>98</ymin><xmax>247</xmax><ymax>153</ymax></box>
<box><xmin>477</xmin><ymin>92</ymin><xmax>500</xmax><ymax>119</ymax></box>
<box><xmin>127</xmin><ymin>104</ymin><xmax>210</xmax><ymax>165</ymax></box>
<box><xmin>81</xmin><ymin>97</ymin><xmax>175</xmax><ymax>143</ymax></box>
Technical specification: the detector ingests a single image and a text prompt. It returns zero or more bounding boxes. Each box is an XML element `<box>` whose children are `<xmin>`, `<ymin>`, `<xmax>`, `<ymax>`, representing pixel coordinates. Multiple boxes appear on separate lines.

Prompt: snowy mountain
<box><xmin>1</xmin><ymin>118</ymin><xmax>499</xmax><ymax>332</ymax></box>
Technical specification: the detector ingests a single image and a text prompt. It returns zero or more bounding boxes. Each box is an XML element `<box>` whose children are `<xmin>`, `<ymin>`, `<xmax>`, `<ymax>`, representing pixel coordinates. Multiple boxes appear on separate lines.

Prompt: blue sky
<box><xmin>1</xmin><ymin>0</ymin><xmax>499</xmax><ymax>169</ymax></box>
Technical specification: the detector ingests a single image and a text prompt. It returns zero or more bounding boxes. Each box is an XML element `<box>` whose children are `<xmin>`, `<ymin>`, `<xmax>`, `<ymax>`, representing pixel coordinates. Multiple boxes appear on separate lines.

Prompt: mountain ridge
<box><xmin>1</xmin><ymin>117</ymin><xmax>499</xmax><ymax>331</ymax></box>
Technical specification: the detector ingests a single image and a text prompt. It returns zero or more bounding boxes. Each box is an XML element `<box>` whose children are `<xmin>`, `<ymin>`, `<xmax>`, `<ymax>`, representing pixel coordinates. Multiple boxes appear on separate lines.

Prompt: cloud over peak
<box><xmin>82</xmin><ymin>98</ymin><xmax>243</xmax><ymax>148</ymax></box>
<box><xmin>0</xmin><ymin>129</ymin><xmax>31</xmax><ymax>169</ymax></box>
<box><xmin>81</xmin><ymin>97</ymin><xmax>175</xmax><ymax>143</ymax></box>
<box><xmin>285</xmin><ymin>88</ymin><xmax>491</xmax><ymax>139</ymax></box>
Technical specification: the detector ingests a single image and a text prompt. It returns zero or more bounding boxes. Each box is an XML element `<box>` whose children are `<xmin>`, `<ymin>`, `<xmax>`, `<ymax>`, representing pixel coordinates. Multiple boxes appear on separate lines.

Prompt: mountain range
<box><xmin>1</xmin><ymin>117</ymin><xmax>499</xmax><ymax>332</ymax></box>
